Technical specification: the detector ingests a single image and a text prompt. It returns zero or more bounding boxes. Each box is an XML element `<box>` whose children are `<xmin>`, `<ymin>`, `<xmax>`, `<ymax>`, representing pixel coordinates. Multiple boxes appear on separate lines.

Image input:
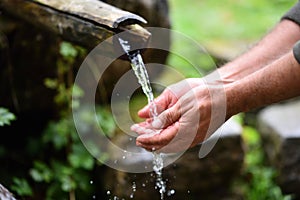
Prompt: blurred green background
<box><xmin>166</xmin><ymin>0</ymin><xmax>297</xmax><ymax>78</ymax></box>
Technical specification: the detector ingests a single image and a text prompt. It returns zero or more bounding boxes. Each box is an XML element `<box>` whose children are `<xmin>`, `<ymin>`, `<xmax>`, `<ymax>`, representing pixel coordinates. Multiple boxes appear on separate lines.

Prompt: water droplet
<box><xmin>113</xmin><ymin>196</ymin><xmax>119</xmax><ymax>200</ymax></box>
<box><xmin>130</xmin><ymin>194</ymin><xmax>134</xmax><ymax>198</ymax></box>
<box><xmin>167</xmin><ymin>189</ymin><xmax>175</xmax><ymax>196</ymax></box>
<box><xmin>107</xmin><ymin>190</ymin><xmax>111</xmax><ymax>195</ymax></box>
<box><xmin>187</xmin><ymin>190</ymin><xmax>191</xmax><ymax>194</ymax></box>
<box><xmin>90</xmin><ymin>180</ymin><xmax>93</xmax><ymax>184</ymax></box>
<box><xmin>132</xmin><ymin>182</ymin><xmax>136</xmax><ymax>192</ymax></box>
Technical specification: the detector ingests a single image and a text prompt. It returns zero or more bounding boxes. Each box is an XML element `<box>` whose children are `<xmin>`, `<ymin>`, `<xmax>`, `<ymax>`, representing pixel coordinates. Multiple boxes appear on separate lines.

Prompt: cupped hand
<box><xmin>131</xmin><ymin>79</ymin><xmax>228</xmax><ymax>153</ymax></box>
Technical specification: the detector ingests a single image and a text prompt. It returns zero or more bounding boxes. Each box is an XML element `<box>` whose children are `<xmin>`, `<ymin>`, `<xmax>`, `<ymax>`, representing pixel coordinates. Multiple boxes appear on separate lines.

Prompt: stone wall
<box><xmin>258</xmin><ymin>99</ymin><xmax>300</xmax><ymax>198</ymax></box>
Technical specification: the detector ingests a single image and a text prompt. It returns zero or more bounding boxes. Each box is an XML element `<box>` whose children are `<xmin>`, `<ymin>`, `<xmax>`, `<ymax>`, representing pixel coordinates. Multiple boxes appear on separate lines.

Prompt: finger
<box><xmin>131</xmin><ymin>123</ymin><xmax>157</xmax><ymax>135</ymax></box>
<box><xmin>137</xmin><ymin>104</ymin><xmax>150</xmax><ymax>118</ymax></box>
<box><xmin>131</xmin><ymin>119</ymin><xmax>152</xmax><ymax>129</ymax></box>
<box><xmin>138</xmin><ymin>89</ymin><xmax>177</xmax><ymax>118</ymax></box>
<box><xmin>151</xmin><ymin>102</ymin><xmax>181</xmax><ymax>129</ymax></box>
<box><xmin>131</xmin><ymin>118</ymin><xmax>154</xmax><ymax>131</ymax></box>
<box><xmin>136</xmin><ymin>123</ymin><xmax>180</xmax><ymax>152</ymax></box>
<box><xmin>136</xmin><ymin>141</ymin><xmax>158</xmax><ymax>152</ymax></box>
<box><xmin>136</xmin><ymin>122</ymin><xmax>179</xmax><ymax>148</ymax></box>
<box><xmin>158</xmin><ymin>132</ymin><xmax>194</xmax><ymax>153</ymax></box>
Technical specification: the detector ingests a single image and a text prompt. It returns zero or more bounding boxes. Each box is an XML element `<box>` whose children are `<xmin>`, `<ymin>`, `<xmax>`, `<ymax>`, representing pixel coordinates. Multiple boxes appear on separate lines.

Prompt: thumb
<box><xmin>138</xmin><ymin>90</ymin><xmax>173</xmax><ymax>118</ymax></box>
<box><xmin>151</xmin><ymin>103</ymin><xmax>181</xmax><ymax>129</ymax></box>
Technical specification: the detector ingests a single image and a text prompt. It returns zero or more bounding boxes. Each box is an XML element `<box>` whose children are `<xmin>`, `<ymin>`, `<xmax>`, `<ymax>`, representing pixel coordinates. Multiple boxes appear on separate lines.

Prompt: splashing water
<box><xmin>118</xmin><ymin>38</ymin><xmax>166</xmax><ymax>199</ymax></box>
<box><xmin>119</xmin><ymin>38</ymin><xmax>158</xmax><ymax>118</ymax></box>
<box><xmin>153</xmin><ymin>152</ymin><xmax>166</xmax><ymax>200</ymax></box>
<box><xmin>130</xmin><ymin>181</ymin><xmax>137</xmax><ymax>199</ymax></box>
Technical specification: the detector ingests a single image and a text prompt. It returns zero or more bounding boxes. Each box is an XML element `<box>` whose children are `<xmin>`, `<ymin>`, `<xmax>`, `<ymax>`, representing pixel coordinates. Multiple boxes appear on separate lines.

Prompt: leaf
<box><xmin>68</xmin><ymin>143</ymin><xmax>94</xmax><ymax>170</ymax></box>
<box><xmin>59</xmin><ymin>42</ymin><xmax>78</xmax><ymax>58</ymax></box>
<box><xmin>11</xmin><ymin>177</ymin><xmax>33</xmax><ymax>196</ymax></box>
<box><xmin>44</xmin><ymin>78</ymin><xmax>58</xmax><ymax>89</ymax></box>
<box><xmin>72</xmin><ymin>84</ymin><xmax>84</xmax><ymax>99</ymax></box>
<box><xmin>0</xmin><ymin>107</ymin><xmax>16</xmax><ymax>126</ymax></box>
<box><xmin>30</xmin><ymin>161</ymin><xmax>53</xmax><ymax>183</ymax></box>
<box><xmin>242</xmin><ymin>125</ymin><xmax>260</xmax><ymax>146</ymax></box>
<box><xmin>96</xmin><ymin>106</ymin><xmax>116</xmax><ymax>137</ymax></box>
<box><xmin>61</xmin><ymin>175</ymin><xmax>76</xmax><ymax>192</ymax></box>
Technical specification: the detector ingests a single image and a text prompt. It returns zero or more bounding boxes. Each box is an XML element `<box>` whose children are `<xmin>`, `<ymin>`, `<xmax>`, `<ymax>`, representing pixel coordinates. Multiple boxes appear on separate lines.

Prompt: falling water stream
<box><xmin>118</xmin><ymin>38</ymin><xmax>166</xmax><ymax>199</ymax></box>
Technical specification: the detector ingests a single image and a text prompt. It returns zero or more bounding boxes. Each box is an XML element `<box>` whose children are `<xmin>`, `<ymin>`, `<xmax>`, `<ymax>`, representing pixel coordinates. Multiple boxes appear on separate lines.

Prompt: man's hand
<box><xmin>131</xmin><ymin>79</ymin><xmax>228</xmax><ymax>153</ymax></box>
<box><xmin>137</xmin><ymin>78</ymin><xmax>202</xmax><ymax>118</ymax></box>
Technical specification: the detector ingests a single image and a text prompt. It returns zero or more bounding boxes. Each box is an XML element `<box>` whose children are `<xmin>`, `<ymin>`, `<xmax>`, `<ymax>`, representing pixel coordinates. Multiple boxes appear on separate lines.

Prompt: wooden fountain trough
<box><xmin>0</xmin><ymin>0</ymin><xmax>151</xmax><ymax>52</ymax></box>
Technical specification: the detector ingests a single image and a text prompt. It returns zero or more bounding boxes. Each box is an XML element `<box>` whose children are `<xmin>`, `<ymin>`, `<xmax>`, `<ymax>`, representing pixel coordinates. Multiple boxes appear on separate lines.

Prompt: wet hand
<box><xmin>137</xmin><ymin>78</ymin><xmax>203</xmax><ymax>118</ymax></box>
<box><xmin>131</xmin><ymin>81</ymin><xmax>228</xmax><ymax>153</ymax></box>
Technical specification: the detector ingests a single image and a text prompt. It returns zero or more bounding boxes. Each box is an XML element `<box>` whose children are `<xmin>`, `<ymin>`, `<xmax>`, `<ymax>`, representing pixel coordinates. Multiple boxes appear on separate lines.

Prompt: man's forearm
<box><xmin>217</xmin><ymin>19</ymin><xmax>300</xmax><ymax>82</ymax></box>
<box><xmin>226</xmin><ymin>50</ymin><xmax>300</xmax><ymax>118</ymax></box>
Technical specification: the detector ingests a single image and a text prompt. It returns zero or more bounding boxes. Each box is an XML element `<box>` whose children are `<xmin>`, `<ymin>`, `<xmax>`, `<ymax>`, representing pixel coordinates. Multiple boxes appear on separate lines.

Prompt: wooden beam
<box><xmin>0</xmin><ymin>0</ymin><xmax>151</xmax><ymax>52</ymax></box>
<box><xmin>33</xmin><ymin>0</ymin><xmax>147</xmax><ymax>28</ymax></box>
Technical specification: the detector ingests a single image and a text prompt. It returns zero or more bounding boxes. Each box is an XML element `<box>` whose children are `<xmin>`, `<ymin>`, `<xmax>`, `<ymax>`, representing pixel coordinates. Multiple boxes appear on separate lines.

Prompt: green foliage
<box><xmin>168</xmin><ymin>0</ymin><xmax>297</xmax><ymax>78</ymax></box>
<box><xmin>0</xmin><ymin>107</ymin><xmax>16</xmax><ymax>126</ymax></box>
<box><xmin>170</xmin><ymin>0</ymin><xmax>296</xmax><ymax>43</ymax></box>
<box><xmin>60</xmin><ymin>42</ymin><xmax>79</xmax><ymax>59</ymax></box>
<box><xmin>96</xmin><ymin>107</ymin><xmax>117</xmax><ymax>137</ymax></box>
<box><xmin>29</xmin><ymin>41</ymin><xmax>104</xmax><ymax>199</ymax></box>
<box><xmin>68</xmin><ymin>142</ymin><xmax>95</xmax><ymax>170</ymax></box>
<box><xmin>11</xmin><ymin>178</ymin><xmax>33</xmax><ymax>197</ymax></box>
<box><xmin>236</xmin><ymin>124</ymin><xmax>293</xmax><ymax>200</ymax></box>
<box><xmin>44</xmin><ymin>41</ymin><xmax>86</xmax><ymax>113</ymax></box>
<box><xmin>245</xmin><ymin>167</ymin><xmax>292</xmax><ymax>200</ymax></box>
<box><xmin>10</xmin><ymin>41</ymin><xmax>116</xmax><ymax>199</ymax></box>
<box><xmin>30</xmin><ymin>104</ymin><xmax>116</xmax><ymax>199</ymax></box>
<box><xmin>30</xmin><ymin>161</ymin><xmax>53</xmax><ymax>183</ymax></box>
<box><xmin>30</xmin><ymin>158</ymin><xmax>93</xmax><ymax>199</ymax></box>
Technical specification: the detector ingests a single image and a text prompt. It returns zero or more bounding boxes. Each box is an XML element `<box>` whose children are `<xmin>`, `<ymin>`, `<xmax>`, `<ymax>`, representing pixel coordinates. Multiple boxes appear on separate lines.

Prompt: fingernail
<box><xmin>152</xmin><ymin>118</ymin><xmax>163</xmax><ymax>129</ymax></box>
